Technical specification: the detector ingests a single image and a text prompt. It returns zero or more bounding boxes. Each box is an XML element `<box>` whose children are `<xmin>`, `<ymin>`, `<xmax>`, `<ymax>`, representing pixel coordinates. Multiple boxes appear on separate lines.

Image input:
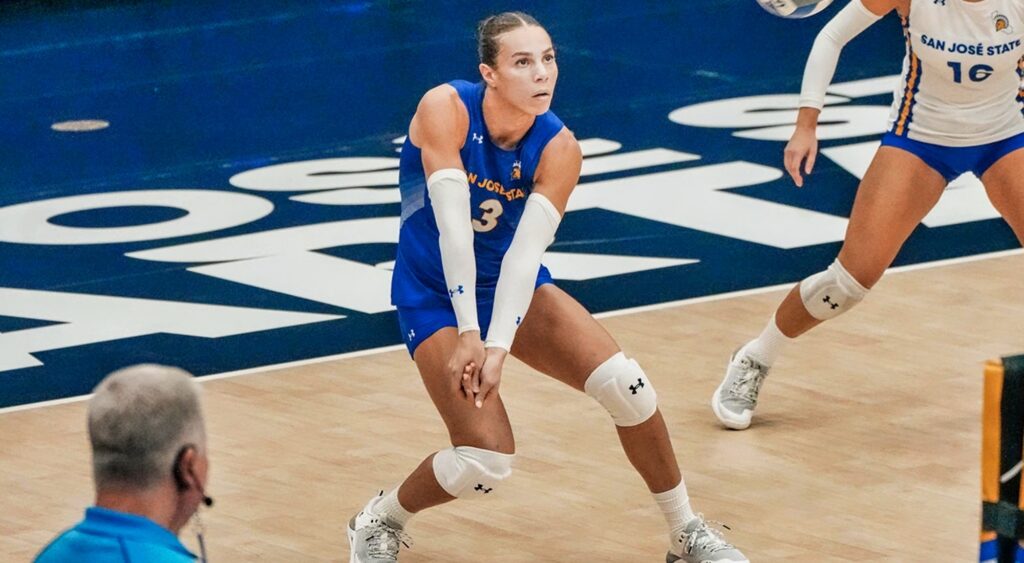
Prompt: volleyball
<box><xmin>756</xmin><ymin>0</ymin><xmax>835</xmax><ymax>18</ymax></box>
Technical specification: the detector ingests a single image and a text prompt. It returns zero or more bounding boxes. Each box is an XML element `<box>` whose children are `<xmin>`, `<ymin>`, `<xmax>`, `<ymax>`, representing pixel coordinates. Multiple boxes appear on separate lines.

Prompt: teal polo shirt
<box><xmin>35</xmin><ymin>507</ymin><xmax>197</xmax><ymax>562</ymax></box>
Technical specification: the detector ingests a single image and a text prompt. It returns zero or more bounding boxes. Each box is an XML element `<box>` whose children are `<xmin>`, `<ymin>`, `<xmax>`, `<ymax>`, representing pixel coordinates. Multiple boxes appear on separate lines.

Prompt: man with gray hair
<box><xmin>36</xmin><ymin>364</ymin><xmax>212</xmax><ymax>562</ymax></box>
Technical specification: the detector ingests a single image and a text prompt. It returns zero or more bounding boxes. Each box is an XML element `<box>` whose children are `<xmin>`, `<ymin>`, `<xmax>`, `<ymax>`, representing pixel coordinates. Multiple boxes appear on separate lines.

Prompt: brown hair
<box><xmin>476</xmin><ymin>11</ymin><xmax>543</xmax><ymax>66</ymax></box>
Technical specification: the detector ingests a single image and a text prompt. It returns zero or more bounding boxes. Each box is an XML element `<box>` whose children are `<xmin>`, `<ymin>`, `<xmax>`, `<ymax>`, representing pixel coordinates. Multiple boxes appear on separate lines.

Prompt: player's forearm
<box><xmin>795</xmin><ymin>107</ymin><xmax>821</xmax><ymax>132</ymax></box>
<box><xmin>428</xmin><ymin>168</ymin><xmax>480</xmax><ymax>334</ymax></box>
<box><xmin>798</xmin><ymin>0</ymin><xmax>883</xmax><ymax>110</ymax></box>
<box><xmin>485</xmin><ymin>194</ymin><xmax>561</xmax><ymax>351</ymax></box>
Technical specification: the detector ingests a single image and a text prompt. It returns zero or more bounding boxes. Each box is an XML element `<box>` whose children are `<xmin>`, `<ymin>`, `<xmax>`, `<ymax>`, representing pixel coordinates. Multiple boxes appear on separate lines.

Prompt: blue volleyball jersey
<box><xmin>391</xmin><ymin>80</ymin><xmax>565</xmax><ymax>308</ymax></box>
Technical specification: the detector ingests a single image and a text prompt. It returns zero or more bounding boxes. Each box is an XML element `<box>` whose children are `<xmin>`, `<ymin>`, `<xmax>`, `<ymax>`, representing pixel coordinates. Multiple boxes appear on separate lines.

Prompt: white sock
<box><xmin>371</xmin><ymin>488</ymin><xmax>413</xmax><ymax>530</ymax></box>
<box><xmin>652</xmin><ymin>480</ymin><xmax>696</xmax><ymax>535</ymax></box>
<box><xmin>740</xmin><ymin>313</ymin><xmax>792</xmax><ymax>367</ymax></box>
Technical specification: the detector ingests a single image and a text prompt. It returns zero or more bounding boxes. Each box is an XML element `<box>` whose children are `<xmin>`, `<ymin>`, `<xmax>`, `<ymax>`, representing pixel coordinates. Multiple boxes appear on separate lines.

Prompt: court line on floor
<box><xmin>2</xmin><ymin>246</ymin><xmax>1020</xmax><ymax>415</ymax></box>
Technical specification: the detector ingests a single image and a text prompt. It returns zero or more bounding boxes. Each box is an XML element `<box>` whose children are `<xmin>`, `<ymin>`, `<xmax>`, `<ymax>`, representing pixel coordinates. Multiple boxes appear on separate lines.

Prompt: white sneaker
<box><xmin>347</xmin><ymin>493</ymin><xmax>411</xmax><ymax>563</ymax></box>
<box><xmin>666</xmin><ymin>515</ymin><xmax>749</xmax><ymax>563</ymax></box>
<box><xmin>711</xmin><ymin>349</ymin><xmax>770</xmax><ymax>430</ymax></box>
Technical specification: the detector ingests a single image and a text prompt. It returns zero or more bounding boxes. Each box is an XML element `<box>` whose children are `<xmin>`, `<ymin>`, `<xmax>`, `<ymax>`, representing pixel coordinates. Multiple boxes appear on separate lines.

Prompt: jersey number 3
<box><xmin>472</xmin><ymin>199</ymin><xmax>504</xmax><ymax>233</ymax></box>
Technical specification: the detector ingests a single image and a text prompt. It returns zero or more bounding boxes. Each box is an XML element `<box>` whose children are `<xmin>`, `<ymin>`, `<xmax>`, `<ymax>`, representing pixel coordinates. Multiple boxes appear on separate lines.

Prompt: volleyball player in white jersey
<box><xmin>713</xmin><ymin>0</ymin><xmax>1024</xmax><ymax>430</ymax></box>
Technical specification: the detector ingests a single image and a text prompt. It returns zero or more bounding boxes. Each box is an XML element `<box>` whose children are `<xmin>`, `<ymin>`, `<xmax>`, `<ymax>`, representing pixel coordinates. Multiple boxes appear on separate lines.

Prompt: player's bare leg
<box><xmin>514</xmin><ymin>285</ymin><xmax>747</xmax><ymax>563</ymax></box>
<box><xmin>348</xmin><ymin>328</ymin><xmax>515</xmax><ymax>562</ymax></box>
<box><xmin>714</xmin><ymin>146</ymin><xmax>947</xmax><ymax>430</ymax></box>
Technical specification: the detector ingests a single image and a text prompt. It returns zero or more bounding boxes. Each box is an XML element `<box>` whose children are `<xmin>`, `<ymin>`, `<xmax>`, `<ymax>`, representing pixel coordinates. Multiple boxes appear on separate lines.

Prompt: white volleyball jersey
<box><xmin>887</xmin><ymin>0</ymin><xmax>1024</xmax><ymax>146</ymax></box>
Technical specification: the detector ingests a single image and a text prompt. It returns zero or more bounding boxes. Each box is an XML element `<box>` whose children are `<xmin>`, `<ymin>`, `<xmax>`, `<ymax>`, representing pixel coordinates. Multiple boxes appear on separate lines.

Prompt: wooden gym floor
<box><xmin>2</xmin><ymin>251</ymin><xmax>1022</xmax><ymax>562</ymax></box>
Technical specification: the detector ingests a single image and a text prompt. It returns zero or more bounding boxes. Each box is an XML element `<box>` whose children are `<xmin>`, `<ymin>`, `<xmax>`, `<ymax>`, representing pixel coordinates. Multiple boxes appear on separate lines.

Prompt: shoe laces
<box><xmin>728</xmin><ymin>356</ymin><xmax>768</xmax><ymax>404</ymax></box>
<box><xmin>682</xmin><ymin>515</ymin><xmax>735</xmax><ymax>554</ymax></box>
<box><xmin>363</xmin><ymin>516</ymin><xmax>412</xmax><ymax>559</ymax></box>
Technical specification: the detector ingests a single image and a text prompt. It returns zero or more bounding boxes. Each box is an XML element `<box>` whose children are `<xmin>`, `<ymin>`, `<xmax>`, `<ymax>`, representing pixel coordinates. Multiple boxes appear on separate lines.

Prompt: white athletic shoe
<box><xmin>347</xmin><ymin>493</ymin><xmax>411</xmax><ymax>563</ymax></box>
<box><xmin>711</xmin><ymin>349</ymin><xmax>770</xmax><ymax>430</ymax></box>
<box><xmin>666</xmin><ymin>515</ymin><xmax>749</xmax><ymax>563</ymax></box>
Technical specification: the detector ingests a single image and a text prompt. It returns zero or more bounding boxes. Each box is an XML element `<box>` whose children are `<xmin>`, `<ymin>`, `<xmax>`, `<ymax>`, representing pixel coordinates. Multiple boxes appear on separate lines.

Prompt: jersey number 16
<box><xmin>947</xmin><ymin>61</ymin><xmax>994</xmax><ymax>83</ymax></box>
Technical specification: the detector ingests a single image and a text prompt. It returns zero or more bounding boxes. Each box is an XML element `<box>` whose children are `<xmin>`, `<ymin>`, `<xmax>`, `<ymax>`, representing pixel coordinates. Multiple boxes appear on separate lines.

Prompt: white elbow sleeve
<box><xmin>798</xmin><ymin>0</ymin><xmax>883</xmax><ymax>110</ymax></box>
<box><xmin>428</xmin><ymin>168</ymin><xmax>480</xmax><ymax>334</ymax></box>
<box><xmin>485</xmin><ymin>193</ymin><xmax>561</xmax><ymax>351</ymax></box>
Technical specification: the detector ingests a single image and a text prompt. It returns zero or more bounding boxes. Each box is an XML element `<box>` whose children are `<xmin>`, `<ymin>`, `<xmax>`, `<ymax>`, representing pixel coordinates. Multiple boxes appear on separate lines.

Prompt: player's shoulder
<box><xmin>542</xmin><ymin>127</ymin><xmax>581</xmax><ymax>161</ymax></box>
<box><xmin>412</xmin><ymin>83</ymin><xmax>470</xmax><ymax>144</ymax></box>
<box><xmin>418</xmin><ymin>83</ymin><xmax>463</xmax><ymax>115</ymax></box>
<box><xmin>863</xmin><ymin>0</ymin><xmax>903</xmax><ymax>17</ymax></box>
<box><xmin>536</xmin><ymin>127</ymin><xmax>582</xmax><ymax>182</ymax></box>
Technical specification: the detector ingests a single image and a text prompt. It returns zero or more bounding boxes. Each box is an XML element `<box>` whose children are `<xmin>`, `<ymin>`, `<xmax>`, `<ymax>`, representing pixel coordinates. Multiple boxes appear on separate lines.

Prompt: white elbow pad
<box><xmin>428</xmin><ymin>168</ymin><xmax>480</xmax><ymax>334</ymax></box>
<box><xmin>485</xmin><ymin>193</ymin><xmax>561</xmax><ymax>351</ymax></box>
<box><xmin>799</xmin><ymin>0</ymin><xmax>884</xmax><ymax>110</ymax></box>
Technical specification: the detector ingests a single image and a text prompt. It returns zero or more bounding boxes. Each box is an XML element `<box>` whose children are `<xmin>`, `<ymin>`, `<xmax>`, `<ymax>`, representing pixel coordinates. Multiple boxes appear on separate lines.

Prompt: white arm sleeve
<box><xmin>485</xmin><ymin>193</ymin><xmax>561</xmax><ymax>352</ymax></box>
<box><xmin>798</xmin><ymin>0</ymin><xmax>884</xmax><ymax>109</ymax></box>
<box><xmin>428</xmin><ymin>168</ymin><xmax>480</xmax><ymax>334</ymax></box>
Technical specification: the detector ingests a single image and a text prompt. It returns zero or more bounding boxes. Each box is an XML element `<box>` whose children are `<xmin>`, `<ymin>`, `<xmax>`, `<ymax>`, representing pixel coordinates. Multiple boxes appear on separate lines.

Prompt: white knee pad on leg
<box><xmin>584</xmin><ymin>352</ymin><xmax>658</xmax><ymax>427</ymax></box>
<box><xmin>799</xmin><ymin>259</ymin><xmax>869</xmax><ymax>320</ymax></box>
<box><xmin>432</xmin><ymin>446</ymin><xmax>514</xmax><ymax>499</ymax></box>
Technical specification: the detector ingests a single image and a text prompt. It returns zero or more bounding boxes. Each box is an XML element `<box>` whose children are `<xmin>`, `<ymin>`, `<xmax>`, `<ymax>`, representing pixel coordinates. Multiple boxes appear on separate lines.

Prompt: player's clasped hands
<box><xmin>450</xmin><ymin>331</ymin><xmax>485</xmax><ymax>401</ymax></box>
<box><xmin>450</xmin><ymin>335</ymin><xmax>505</xmax><ymax>409</ymax></box>
<box><xmin>473</xmin><ymin>347</ymin><xmax>506</xmax><ymax>409</ymax></box>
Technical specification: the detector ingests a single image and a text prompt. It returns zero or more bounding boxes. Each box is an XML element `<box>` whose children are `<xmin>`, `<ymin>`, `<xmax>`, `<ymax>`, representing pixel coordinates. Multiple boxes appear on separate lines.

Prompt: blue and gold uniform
<box><xmin>882</xmin><ymin>0</ymin><xmax>1024</xmax><ymax>181</ymax></box>
<box><xmin>391</xmin><ymin>80</ymin><xmax>565</xmax><ymax>355</ymax></box>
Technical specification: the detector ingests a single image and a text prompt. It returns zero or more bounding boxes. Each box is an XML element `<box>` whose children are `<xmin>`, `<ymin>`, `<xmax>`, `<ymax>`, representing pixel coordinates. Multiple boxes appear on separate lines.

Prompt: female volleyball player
<box><xmin>713</xmin><ymin>0</ymin><xmax>1024</xmax><ymax>430</ymax></box>
<box><xmin>346</xmin><ymin>11</ymin><xmax>748</xmax><ymax>563</ymax></box>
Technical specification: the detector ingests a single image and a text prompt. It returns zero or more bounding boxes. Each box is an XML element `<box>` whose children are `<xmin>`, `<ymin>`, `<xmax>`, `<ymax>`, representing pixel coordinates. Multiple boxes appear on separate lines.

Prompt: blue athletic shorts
<box><xmin>396</xmin><ymin>266</ymin><xmax>555</xmax><ymax>357</ymax></box>
<box><xmin>880</xmin><ymin>130</ymin><xmax>1024</xmax><ymax>183</ymax></box>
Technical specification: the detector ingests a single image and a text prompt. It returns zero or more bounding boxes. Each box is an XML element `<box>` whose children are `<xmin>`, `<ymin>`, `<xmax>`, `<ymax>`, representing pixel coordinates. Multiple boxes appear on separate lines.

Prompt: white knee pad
<box><xmin>583</xmin><ymin>352</ymin><xmax>658</xmax><ymax>427</ymax></box>
<box><xmin>432</xmin><ymin>446</ymin><xmax>514</xmax><ymax>499</ymax></box>
<box><xmin>799</xmin><ymin>259</ymin><xmax>869</xmax><ymax>320</ymax></box>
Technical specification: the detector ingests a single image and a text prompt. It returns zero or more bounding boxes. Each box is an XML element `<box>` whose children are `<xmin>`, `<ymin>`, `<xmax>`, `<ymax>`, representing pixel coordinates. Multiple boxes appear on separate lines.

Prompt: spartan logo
<box><xmin>993</xmin><ymin>12</ymin><xmax>1013</xmax><ymax>34</ymax></box>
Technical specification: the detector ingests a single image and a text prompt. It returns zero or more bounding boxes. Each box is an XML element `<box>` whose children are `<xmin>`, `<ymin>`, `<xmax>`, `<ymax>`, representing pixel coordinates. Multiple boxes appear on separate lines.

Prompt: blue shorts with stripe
<box><xmin>880</xmin><ymin>130</ymin><xmax>1024</xmax><ymax>183</ymax></box>
<box><xmin>396</xmin><ymin>266</ymin><xmax>555</xmax><ymax>357</ymax></box>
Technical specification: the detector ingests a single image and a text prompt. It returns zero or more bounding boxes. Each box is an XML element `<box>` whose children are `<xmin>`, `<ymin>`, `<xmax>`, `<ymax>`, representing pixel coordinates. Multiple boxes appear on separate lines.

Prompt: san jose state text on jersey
<box><xmin>1</xmin><ymin>3</ymin><xmax>1020</xmax><ymax>409</ymax></box>
<box><xmin>919</xmin><ymin>36</ymin><xmax>1021</xmax><ymax>56</ymax></box>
